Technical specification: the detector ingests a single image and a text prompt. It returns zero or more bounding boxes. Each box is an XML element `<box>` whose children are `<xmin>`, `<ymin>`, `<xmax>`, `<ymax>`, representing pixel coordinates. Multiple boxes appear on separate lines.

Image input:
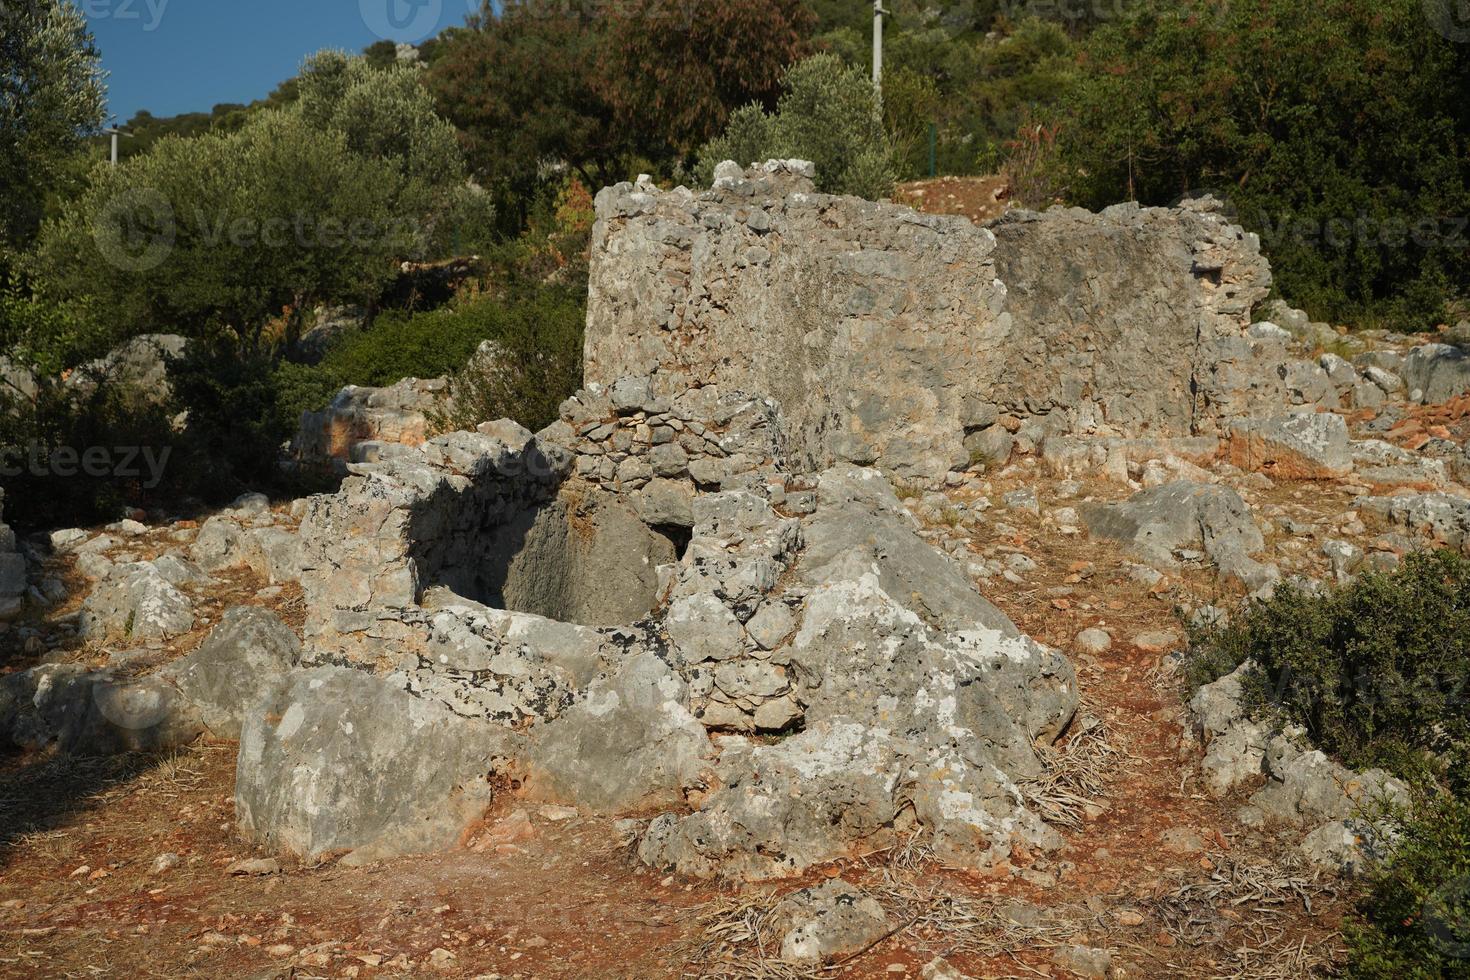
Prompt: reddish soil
<box><xmin>0</xmin><ymin>484</ymin><xmax>1365</xmax><ymax>978</ymax></box>
<box><xmin>895</xmin><ymin>177</ymin><xmax>1012</xmax><ymax>226</ymax></box>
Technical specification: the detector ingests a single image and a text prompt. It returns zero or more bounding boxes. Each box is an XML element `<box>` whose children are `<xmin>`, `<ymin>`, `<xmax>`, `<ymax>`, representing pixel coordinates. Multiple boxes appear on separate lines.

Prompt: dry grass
<box><xmin>680</xmin><ymin>895</ymin><xmax>829</xmax><ymax>979</ymax></box>
<box><xmin>679</xmin><ymin>847</ymin><xmax>1099</xmax><ymax>979</ymax></box>
<box><xmin>1021</xmin><ymin>711</ymin><xmax>1128</xmax><ymax>831</ymax></box>
<box><xmin>1148</xmin><ymin>851</ymin><xmax>1346</xmax><ymax>979</ymax></box>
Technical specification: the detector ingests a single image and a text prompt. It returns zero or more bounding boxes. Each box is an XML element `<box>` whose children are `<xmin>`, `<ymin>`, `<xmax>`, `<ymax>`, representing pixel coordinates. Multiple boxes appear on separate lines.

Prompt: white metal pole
<box><xmin>111</xmin><ymin>131</ymin><xmax>119</xmax><ymax>166</ymax></box>
<box><xmin>873</xmin><ymin>1</ymin><xmax>884</xmax><ymax>98</ymax></box>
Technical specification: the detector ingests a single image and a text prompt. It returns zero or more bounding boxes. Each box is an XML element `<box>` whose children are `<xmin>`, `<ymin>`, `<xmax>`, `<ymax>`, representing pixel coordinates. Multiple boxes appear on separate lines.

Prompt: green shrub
<box><xmin>1052</xmin><ymin>0</ymin><xmax>1470</xmax><ymax>331</ymax></box>
<box><xmin>1186</xmin><ymin>549</ymin><xmax>1470</xmax><ymax>975</ymax></box>
<box><xmin>1345</xmin><ymin>787</ymin><xmax>1470</xmax><ymax>978</ymax></box>
<box><xmin>0</xmin><ymin>273</ymin><xmax>115</xmax><ymax>377</ymax></box>
<box><xmin>697</xmin><ymin>54</ymin><xmax>895</xmax><ymax>200</ymax></box>
<box><xmin>1186</xmin><ymin>550</ymin><xmax>1470</xmax><ymax>777</ymax></box>
<box><xmin>314</xmin><ymin>300</ymin><xmax>499</xmax><ymax>389</ymax></box>
<box><xmin>433</xmin><ymin>285</ymin><xmax>585</xmax><ymax>433</ymax></box>
<box><xmin>0</xmin><ymin>377</ymin><xmax>183</xmax><ymax>529</ymax></box>
<box><xmin>35</xmin><ymin>51</ymin><xmax>477</xmax><ymax>351</ymax></box>
<box><xmin>166</xmin><ymin>342</ymin><xmax>298</xmax><ymax>501</ymax></box>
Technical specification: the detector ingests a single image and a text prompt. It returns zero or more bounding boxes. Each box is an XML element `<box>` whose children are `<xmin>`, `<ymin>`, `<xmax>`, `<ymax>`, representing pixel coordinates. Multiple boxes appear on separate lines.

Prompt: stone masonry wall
<box><xmin>585</xmin><ymin>162</ymin><xmax>1272</xmax><ymax>481</ymax></box>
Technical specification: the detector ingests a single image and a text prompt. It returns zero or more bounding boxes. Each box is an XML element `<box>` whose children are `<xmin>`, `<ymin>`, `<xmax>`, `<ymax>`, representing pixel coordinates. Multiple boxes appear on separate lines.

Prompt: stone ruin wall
<box><xmin>585</xmin><ymin>162</ymin><xmax>1273</xmax><ymax>482</ymax></box>
<box><xmin>297</xmin><ymin>380</ymin><xmax>794</xmax><ymax>670</ymax></box>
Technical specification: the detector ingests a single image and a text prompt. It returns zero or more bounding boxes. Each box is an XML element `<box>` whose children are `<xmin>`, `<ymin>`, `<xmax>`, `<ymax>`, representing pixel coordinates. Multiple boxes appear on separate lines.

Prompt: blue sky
<box><xmin>84</xmin><ymin>0</ymin><xmax>481</xmax><ymax>121</ymax></box>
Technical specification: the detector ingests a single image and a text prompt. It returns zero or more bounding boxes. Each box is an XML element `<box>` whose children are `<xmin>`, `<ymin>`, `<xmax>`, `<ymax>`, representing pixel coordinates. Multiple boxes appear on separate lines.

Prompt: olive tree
<box><xmin>697</xmin><ymin>54</ymin><xmax>894</xmax><ymax>200</ymax></box>
<box><xmin>0</xmin><ymin>0</ymin><xmax>107</xmax><ymax>251</ymax></box>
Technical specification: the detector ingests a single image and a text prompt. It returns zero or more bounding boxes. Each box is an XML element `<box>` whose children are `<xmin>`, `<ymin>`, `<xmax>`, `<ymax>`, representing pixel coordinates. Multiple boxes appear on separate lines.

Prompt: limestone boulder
<box><xmin>1402</xmin><ymin>344</ymin><xmax>1470</xmax><ymax>404</ymax></box>
<box><xmin>1082</xmin><ymin>481</ymin><xmax>1277</xmax><ymax>590</ymax></box>
<box><xmin>1</xmin><ymin>665</ymin><xmax>202</xmax><ymax>754</ymax></box>
<box><xmin>161</xmin><ymin>606</ymin><xmax>302</xmax><ymax>738</ymax></box>
<box><xmin>80</xmin><ymin>561</ymin><xmax>196</xmax><ymax>642</ymax></box>
<box><xmin>1226</xmin><ymin>412</ymin><xmax>1353</xmax><ymax>480</ymax></box>
<box><xmin>236</xmin><ymin>666</ymin><xmax>517</xmax><ymax>862</ymax></box>
<box><xmin>520</xmin><ymin>652</ymin><xmax>716</xmax><ymax>812</ymax></box>
<box><xmin>770</xmin><ymin>879</ymin><xmax>891</xmax><ymax>964</ymax></box>
<box><xmin>65</xmin><ymin>334</ymin><xmax>187</xmax><ymax>404</ymax></box>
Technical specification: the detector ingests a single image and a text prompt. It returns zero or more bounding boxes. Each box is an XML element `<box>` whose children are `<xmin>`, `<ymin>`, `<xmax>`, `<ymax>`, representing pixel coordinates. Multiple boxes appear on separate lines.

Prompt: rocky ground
<box><xmin>0</xmin><ymin>507</ymin><xmax>1352</xmax><ymax>979</ymax></box>
<box><xmin>6</xmin><ymin>367</ymin><xmax>1462</xmax><ymax>976</ymax></box>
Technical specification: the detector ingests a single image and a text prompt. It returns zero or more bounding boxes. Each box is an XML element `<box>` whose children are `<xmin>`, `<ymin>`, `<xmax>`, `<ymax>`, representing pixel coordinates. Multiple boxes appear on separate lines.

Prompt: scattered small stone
<box><xmin>1074</xmin><ymin>628</ymin><xmax>1113</xmax><ymax>656</ymax></box>
<box><xmin>1002</xmin><ymin>488</ymin><xmax>1040</xmax><ymax>515</ymax></box>
<box><xmin>921</xmin><ymin>957</ymin><xmax>975</xmax><ymax>980</ymax></box>
<box><xmin>1160</xmin><ymin>826</ymin><xmax>1206</xmax><ymax>854</ymax></box>
<box><xmin>150</xmin><ymin>852</ymin><xmax>181</xmax><ymax>875</ymax></box>
<box><xmin>225</xmin><ymin>857</ymin><xmax>281</xmax><ymax>876</ymax></box>
<box><xmin>1131</xmin><ymin>630</ymin><xmax>1180</xmax><ymax>654</ymax></box>
<box><xmin>1053</xmin><ymin>944</ymin><xmax>1113</xmax><ymax>979</ymax></box>
<box><xmin>473</xmin><ymin>809</ymin><xmax>536</xmax><ymax>852</ymax></box>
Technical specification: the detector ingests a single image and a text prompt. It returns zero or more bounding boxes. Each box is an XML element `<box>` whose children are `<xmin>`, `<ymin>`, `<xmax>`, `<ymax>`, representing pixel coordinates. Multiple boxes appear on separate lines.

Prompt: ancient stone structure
<box><xmin>14</xmin><ymin>162</ymin><xmax>1469</xmax><ymax>899</ymax></box>
<box><xmin>268</xmin><ymin>372</ymin><xmax>1078</xmax><ymax>872</ymax></box>
<box><xmin>585</xmin><ymin>163</ymin><xmax>1272</xmax><ymax>481</ymax></box>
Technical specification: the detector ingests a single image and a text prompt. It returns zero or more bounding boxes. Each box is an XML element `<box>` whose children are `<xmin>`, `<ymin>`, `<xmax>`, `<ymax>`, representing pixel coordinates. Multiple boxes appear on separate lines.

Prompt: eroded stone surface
<box><xmin>236</xmin><ymin>666</ymin><xmax>517</xmax><ymax>862</ymax></box>
<box><xmin>587</xmin><ymin>163</ymin><xmax>1271</xmax><ymax>481</ymax></box>
<box><xmin>246</xmin><ymin>371</ymin><xmax>1080</xmax><ymax>872</ymax></box>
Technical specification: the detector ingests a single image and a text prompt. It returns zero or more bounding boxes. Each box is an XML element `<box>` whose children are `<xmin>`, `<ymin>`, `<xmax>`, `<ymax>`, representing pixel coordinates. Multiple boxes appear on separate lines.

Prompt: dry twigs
<box><xmin>1149</xmin><ymin>852</ymin><xmax>1345</xmax><ymax>979</ymax></box>
<box><xmin>1021</xmin><ymin>712</ymin><xmax>1126</xmax><ymax>829</ymax></box>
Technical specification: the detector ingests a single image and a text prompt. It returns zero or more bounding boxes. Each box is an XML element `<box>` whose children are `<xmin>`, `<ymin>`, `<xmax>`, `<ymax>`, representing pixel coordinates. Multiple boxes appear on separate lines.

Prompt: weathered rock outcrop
<box><xmin>241</xmin><ymin>375</ymin><xmax>1078</xmax><ymax>875</ymax></box>
<box><xmin>65</xmin><ymin>333</ymin><xmax>187</xmax><ymax>404</ymax></box>
<box><xmin>1188</xmin><ymin>663</ymin><xmax>1409</xmax><ymax>874</ymax></box>
<box><xmin>161</xmin><ymin>607</ymin><xmax>302</xmax><ymax>739</ymax></box>
<box><xmin>1082</xmin><ymin>481</ymin><xmax>1278</xmax><ymax>590</ymax></box>
<box><xmin>1226</xmin><ymin>412</ymin><xmax>1353</xmax><ymax>480</ymax></box>
<box><xmin>0</xmin><ymin>664</ymin><xmax>203</xmax><ymax>754</ymax></box>
<box><xmin>1402</xmin><ymin>344</ymin><xmax>1470</xmax><ymax>404</ymax></box>
<box><xmin>586</xmin><ymin>163</ymin><xmax>1271</xmax><ymax>480</ymax></box>
<box><xmin>236</xmin><ymin>666</ymin><xmax>516</xmax><ymax>862</ymax></box>
<box><xmin>290</xmin><ymin>377</ymin><xmax>447</xmax><ymax>468</ymax></box>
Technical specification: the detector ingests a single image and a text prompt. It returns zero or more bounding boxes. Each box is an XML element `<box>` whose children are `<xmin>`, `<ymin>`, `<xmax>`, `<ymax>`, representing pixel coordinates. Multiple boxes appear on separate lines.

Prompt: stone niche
<box><xmin>419</xmin><ymin>484</ymin><xmax>678</xmax><ymax>628</ymax></box>
<box><xmin>296</xmin><ymin>380</ymin><xmax>789</xmax><ymax>665</ymax></box>
<box><xmin>297</xmin><ymin>438</ymin><xmax>662</xmax><ymax>664</ymax></box>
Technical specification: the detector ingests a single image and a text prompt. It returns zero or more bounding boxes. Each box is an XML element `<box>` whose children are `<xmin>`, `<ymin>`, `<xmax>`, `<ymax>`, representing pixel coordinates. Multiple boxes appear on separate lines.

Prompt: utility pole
<box><xmin>873</xmin><ymin>0</ymin><xmax>885</xmax><ymax>100</ymax></box>
<box><xmin>103</xmin><ymin>125</ymin><xmax>131</xmax><ymax>166</ymax></box>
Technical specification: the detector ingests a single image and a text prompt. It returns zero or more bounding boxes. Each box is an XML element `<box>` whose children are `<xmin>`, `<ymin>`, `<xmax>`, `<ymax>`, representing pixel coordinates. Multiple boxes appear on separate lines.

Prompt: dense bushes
<box><xmin>1187</xmin><ymin>550</ymin><xmax>1470</xmax><ymax>776</ymax></box>
<box><xmin>434</xmin><ymin>286</ymin><xmax>585</xmax><ymax>435</ymax></box>
<box><xmin>1</xmin><ymin>0</ymin><xmax>106</xmax><ymax>252</ymax></box>
<box><xmin>1345</xmin><ymin>789</ymin><xmax>1470</xmax><ymax>977</ymax></box>
<box><xmin>0</xmin><ymin>370</ymin><xmax>189</xmax><ymax>529</ymax></box>
<box><xmin>697</xmin><ymin>55</ymin><xmax>894</xmax><ymax>199</ymax></box>
<box><xmin>426</xmin><ymin>0</ymin><xmax>813</xmax><ymax>198</ymax></box>
<box><xmin>1052</xmin><ymin>0</ymin><xmax>1470</xmax><ymax>330</ymax></box>
<box><xmin>1186</xmin><ymin>550</ymin><xmax>1470</xmax><ymax>975</ymax></box>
